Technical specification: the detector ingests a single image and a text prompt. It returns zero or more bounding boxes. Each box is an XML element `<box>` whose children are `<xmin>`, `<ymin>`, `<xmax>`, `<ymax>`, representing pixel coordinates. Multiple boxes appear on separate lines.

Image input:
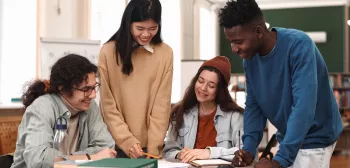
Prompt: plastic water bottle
<box><xmin>53</xmin><ymin>117</ymin><xmax>69</xmax><ymax>155</ymax></box>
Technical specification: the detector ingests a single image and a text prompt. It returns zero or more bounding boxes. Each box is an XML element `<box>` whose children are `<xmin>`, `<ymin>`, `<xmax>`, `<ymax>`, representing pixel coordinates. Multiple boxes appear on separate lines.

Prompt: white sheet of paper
<box><xmin>158</xmin><ymin>160</ymin><xmax>190</xmax><ymax>168</ymax></box>
<box><xmin>55</xmin><ymin>160</ymin><xmax>92</xmax><ymax>165</ymax></box>
<box><xmin>191</xmin><ymin>159</ymin><xmax>231</xmax><ymax>165</ymax></box>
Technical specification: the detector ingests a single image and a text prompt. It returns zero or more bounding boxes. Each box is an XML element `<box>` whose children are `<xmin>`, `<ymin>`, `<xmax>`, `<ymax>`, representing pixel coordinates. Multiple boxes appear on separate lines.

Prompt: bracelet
<box><xmin>86</xmin><ymin>153</ymin><xmax>91</xmax><ymax>160</ymax></box>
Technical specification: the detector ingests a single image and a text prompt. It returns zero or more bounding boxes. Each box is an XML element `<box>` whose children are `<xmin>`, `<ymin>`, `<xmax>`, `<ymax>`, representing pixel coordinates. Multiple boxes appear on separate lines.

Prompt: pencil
<box><xmin>142</xmin><ymin>152</ymin><xmax>161</xmax><ymax>159</ymax></box>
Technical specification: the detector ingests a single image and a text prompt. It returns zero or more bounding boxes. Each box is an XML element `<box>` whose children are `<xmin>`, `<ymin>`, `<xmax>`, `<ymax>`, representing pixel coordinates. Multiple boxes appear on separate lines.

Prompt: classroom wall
<box><xmin>220</xmin><ymin>5</ymin><xmax>347</xmax><ymax>73</ymax></box>
<box><xmin>38</xmin><ymin>0</ymin><xmax>89</xmax><ymax>39</ymax></box>
<box><xmin>39</xmin><ymin>0</ymin><xmax>75</xmax><ymax>38</ymax></box>
<box><xmin>348</xmin><ymin>6</ymin><xmax>350</xmax><ymax>71</ymax></box>
<box><xmin>180</xmin><ymin>0</ymin><xmax>195</xmax><ymax>60</ymax></box>
<box><xmin>264</xmin><ymin>6</ymin><xmax>346</xmax><ymax>73</ymax></box>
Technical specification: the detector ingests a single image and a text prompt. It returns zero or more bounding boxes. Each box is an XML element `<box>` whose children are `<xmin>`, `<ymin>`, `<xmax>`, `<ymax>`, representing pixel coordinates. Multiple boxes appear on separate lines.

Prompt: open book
<box><xmin>189</xmin><ymin>159</ymin><xmax>233</xmax><ymax>167</ymax></box>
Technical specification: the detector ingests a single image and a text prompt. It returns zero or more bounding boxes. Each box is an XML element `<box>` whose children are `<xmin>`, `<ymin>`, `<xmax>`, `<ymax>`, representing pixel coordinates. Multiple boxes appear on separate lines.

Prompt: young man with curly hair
<box><xmin>219</xmin><ymin>0</ymin><xmax>343</xmax><ymax>168</ymax></box>
<box><xmin>11</xmin><ymin>54</ymin><xmax>116</xmax><ymax>168</ymax></box>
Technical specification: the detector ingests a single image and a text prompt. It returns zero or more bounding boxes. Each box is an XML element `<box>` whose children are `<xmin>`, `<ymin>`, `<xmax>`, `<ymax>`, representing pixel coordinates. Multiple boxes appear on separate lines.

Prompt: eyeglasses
<box><xmin>73</xmin><ymin>83</ymin><xmax>100</xmax><ymax>97</ymax></box>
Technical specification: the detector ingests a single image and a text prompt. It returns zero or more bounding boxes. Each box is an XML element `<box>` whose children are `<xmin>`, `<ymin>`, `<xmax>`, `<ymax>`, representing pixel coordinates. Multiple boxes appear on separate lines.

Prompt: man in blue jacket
<box><xmin>218</xmin><ymin>0</ymin><xmax>343</xmax><ymax>168</ymax></box>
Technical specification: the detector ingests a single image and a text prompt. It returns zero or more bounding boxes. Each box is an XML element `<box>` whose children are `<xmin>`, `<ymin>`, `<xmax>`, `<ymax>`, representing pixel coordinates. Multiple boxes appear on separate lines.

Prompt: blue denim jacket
<box><xmin>163</xmin><ymin>105</ymin><xmax>244</xmax><ymax>161</ymax></box>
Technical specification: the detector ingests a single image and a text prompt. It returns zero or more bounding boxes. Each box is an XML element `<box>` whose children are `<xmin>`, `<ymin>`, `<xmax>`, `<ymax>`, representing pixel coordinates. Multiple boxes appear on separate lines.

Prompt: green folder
<box><xmin>77</xmin><ymin>158</ymin><xmax>158</xmax><ymax>168</ymax></box>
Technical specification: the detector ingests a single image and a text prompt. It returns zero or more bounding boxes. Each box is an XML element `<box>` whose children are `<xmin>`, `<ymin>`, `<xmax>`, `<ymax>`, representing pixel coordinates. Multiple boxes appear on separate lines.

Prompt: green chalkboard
<box><xmin>220</xmin><ymin>6</ymin><xmax>345</xmax><ymax>73</ymax></box>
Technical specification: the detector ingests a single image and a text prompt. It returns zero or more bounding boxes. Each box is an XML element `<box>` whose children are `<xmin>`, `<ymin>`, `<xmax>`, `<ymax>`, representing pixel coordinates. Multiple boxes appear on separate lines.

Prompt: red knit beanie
<box><xmin>200</xmin><ymin>56</ymin><xmax>231</xmax><ymax>85</ymax></box>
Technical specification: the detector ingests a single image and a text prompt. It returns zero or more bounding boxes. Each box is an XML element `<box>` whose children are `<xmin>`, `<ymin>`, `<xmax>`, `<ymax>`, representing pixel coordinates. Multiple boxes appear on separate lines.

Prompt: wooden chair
<box><xmin>0</xmin><ymin>116</ymin><xmax>21</xmax><ymax>155</ymax></box>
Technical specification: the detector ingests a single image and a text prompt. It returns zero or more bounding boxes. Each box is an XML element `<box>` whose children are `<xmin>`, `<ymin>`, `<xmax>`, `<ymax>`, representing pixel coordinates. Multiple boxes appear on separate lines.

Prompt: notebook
<box><xmin>77</xmin><ymin>158</ymin><xmax>157</xmax><ymax>168</ymax></box>
<box><xmin>189</xmin><ymin>159</ymin><xmax>233</xmax><ymax>167</ymax></box>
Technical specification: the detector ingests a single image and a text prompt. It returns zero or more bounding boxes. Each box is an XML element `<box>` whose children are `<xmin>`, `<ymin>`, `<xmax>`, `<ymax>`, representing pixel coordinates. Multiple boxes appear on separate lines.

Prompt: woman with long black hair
<box><xmin>98</xmin><ymin>0</ymin><xmax>173</xmax><ymax>158</ymax></box>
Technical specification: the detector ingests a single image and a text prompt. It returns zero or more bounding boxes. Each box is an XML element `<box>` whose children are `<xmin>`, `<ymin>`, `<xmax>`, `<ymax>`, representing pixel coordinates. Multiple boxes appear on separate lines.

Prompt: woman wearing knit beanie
<box><xmin>163</xmin><ymin>56</ymin><xmax>245</xmax><ymax>162</ymax></box>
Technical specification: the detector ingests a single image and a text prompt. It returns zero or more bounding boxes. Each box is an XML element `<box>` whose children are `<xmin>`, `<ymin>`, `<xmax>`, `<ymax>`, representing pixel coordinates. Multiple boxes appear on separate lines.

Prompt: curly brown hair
<box><xmin>22</xmin><ymin>54</ymin><xmax>97</xmax><ymax>109</ymax></box>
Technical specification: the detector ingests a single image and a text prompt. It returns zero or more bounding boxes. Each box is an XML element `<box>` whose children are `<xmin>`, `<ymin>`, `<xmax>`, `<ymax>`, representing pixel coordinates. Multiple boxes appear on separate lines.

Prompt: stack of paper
<box><xmin>190</xmin><ymin>159</ymin><xmax>232</xmax><ymax>167</ymax></box>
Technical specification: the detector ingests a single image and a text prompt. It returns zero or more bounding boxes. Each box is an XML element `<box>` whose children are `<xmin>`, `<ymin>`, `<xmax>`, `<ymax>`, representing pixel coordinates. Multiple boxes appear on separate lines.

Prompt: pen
<box><xmin>238</xmin><ymin>130</ymin><xmax>241</xmax><ymax>166</ymax></box>
<box><xmin>238</xmin><ymin>130</ymin><xmax>241</xmax><ymax>150</ymax></box>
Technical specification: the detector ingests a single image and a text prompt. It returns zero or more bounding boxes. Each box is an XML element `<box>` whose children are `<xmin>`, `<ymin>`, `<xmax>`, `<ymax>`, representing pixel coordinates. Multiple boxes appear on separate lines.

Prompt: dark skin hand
<box><xmin>232</xmin><ymin>149</ymin><xmax>254</xmax><ymax>167</ymax></box>
<box><xmin>254</xmin><ymin>158</ymin><xmax>281</xmax><ymax>168</ymax></box>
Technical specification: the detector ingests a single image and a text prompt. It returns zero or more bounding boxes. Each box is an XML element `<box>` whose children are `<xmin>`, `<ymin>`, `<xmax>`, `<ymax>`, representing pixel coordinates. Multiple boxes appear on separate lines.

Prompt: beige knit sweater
<box><xmin>98</xmin><ymin>41</ymin><xmax>173</xmax><ymax>156</ymax></box>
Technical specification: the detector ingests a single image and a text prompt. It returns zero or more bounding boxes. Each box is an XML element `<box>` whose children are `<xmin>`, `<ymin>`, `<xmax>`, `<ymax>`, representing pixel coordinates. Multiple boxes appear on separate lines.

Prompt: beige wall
<box><xmin>180</xmin><ymin>0</ymin><xmax>195</xmax><ymax>60</ymax></box>
<box><xmin>38</xmin><ymin>0</ymin><xmax>89</xmax><ymax>39</ymax></box>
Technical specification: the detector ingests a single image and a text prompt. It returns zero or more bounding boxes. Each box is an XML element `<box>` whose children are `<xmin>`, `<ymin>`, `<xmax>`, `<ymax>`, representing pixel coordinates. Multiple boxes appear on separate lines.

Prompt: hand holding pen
<box><xmin>142</xmin><ymin>152</ymin><xmax>162</xmax><ymax>159</ymax></box>
<box><xmin>232</xmin><ymin>130</ymin><xmax>254</xmax><ymax>167</ymax></box>
<box><xmin>129</xmin><ymin>143</ymin><xmax>143</xmax><ymax>158</ymax></box>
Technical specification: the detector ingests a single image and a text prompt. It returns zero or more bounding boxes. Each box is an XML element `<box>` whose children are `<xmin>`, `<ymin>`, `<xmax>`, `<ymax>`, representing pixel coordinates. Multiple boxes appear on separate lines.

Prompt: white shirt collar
<box><xmin>143</xmin><ymin>44</ymin><xmax>154</xmax><ymax>53</ymax></box>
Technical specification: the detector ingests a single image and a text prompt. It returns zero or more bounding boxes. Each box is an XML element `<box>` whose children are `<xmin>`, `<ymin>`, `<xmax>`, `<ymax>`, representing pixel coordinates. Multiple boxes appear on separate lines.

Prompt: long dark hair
<box><xmin>107</xmin><ymin>0</ymin><xmax>163</xmax><ymax>75</ymax></box>
<box><xmin>171</xmin><ymin>66</ymin><xmax>244</xmax><ymax>137</ymax></box>
<box><xmin>21</xmin><ymin>54</ymin><xmax>98</xmax><ymax>109</ymax></box>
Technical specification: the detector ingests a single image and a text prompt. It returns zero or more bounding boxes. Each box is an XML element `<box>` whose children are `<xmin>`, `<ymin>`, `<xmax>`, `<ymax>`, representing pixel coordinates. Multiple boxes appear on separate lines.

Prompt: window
<box><xmin>160</xmin><ymin>0</ymin><xmax>181</xmax><ymax>103</ymax></box>
<box><xmin>0</xmin><ymin>0</ymin><xmax>3</xmax><ymax>103</ymax></box>
<box><xmin>90</xmin><ymin>0</ymin><xmax>126</xmax><ymax>44</ymax></box>
<box><xmin>0</xmin><ymin>0</ymin><xmax>37</xmax><ymax>103</ymax></box>
<box><xmin>199</xmin><ymin>7</ymin><xmax>217</xmax><ymax>60</ymax></box>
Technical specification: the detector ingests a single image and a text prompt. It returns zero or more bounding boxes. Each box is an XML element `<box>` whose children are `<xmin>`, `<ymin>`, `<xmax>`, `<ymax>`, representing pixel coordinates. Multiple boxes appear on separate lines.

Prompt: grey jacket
<box><xmin>163</xmin><ymin>105</ymin><xmax>244</xmax><ymax>161</ymax></box>
<box><xmin>11</xmin><ymin>94</ymin><xmax>115</xmax><ymax>168</ymax></box>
